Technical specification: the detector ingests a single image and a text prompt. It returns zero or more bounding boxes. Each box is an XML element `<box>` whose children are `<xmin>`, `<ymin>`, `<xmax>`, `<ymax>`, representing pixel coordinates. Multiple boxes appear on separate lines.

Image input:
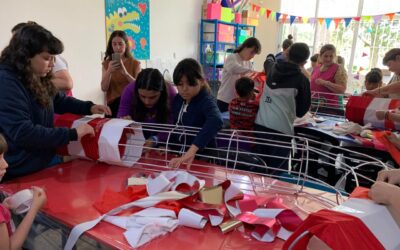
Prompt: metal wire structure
<box><xmin>310</xmin><ymin>91</ymin><xmax>349</xmax><ymax>121</ymax></box>
<box><xmin>115</xmin><ymin>121</ymin><xmax>390</xmax><ymax>211</ymax></box>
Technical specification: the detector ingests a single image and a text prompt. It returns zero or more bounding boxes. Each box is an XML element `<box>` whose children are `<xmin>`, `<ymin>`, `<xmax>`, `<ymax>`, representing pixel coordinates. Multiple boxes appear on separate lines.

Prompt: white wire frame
<box><xmin>112</xmin><ymin>121</ymin><xmax>390</xmax><ymax>212</ymax></box>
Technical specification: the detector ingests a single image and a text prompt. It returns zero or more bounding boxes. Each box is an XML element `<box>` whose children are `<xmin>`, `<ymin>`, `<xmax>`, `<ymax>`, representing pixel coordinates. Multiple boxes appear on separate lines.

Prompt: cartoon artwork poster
<box><xmin>105</xmin><ymin>0</ymin><xmax>150</xmax><ymax>60</ymax></box>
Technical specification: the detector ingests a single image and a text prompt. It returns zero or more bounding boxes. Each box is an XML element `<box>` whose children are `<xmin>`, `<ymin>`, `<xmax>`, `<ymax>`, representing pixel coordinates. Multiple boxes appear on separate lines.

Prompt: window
<box><xmin>280</xmin><ymin>0</ymin><xmax>400</xmax><ymax>93</ymax></box>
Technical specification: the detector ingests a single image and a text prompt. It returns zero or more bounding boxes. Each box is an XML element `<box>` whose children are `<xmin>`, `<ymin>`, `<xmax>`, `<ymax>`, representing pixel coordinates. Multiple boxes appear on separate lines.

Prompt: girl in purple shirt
<box><xmin>118</xmin><ymin>68</ymin><xmax>177</xmax><ymax>145</ymax></box>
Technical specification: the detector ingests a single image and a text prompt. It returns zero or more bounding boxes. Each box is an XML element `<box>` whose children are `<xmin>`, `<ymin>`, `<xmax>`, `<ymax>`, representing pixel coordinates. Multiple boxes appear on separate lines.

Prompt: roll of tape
<box><xmin>7</xmin><ymin>189</ymin><xmax>33</xmax><ymax>214</ymax></box>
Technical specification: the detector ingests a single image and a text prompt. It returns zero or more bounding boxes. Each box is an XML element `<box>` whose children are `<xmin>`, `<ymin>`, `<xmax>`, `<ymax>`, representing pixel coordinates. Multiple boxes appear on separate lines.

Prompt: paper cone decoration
<box><xmin>281</xmin><ymin>14</ymin><xmax>288</xmax><ymax>24</ymax></box>
<box><xmin>290</xmin><ymin>15</ymin><xmax>296</xmax><ymax>25</ymax></box>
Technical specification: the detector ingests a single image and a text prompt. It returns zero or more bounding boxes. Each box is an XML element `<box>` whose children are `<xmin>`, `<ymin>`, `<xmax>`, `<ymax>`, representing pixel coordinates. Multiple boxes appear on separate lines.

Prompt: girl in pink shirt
<box><xmin>0</xmin><ymin>134</ymin><xmax>47</xmax><ymax>249</ymax></box>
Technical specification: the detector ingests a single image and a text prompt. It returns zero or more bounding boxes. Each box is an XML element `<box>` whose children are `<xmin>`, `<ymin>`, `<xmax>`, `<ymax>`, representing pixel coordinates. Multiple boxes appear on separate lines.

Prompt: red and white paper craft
<box><xmin>333</xmin><ymin>198</ymin><xmax>400</xmax><ymax>249</ymax></box>
<box><xmin>54</xmin><ymin>114</ymin><xmax>144</xmax><ymax>167</ymax></box>
<box><xmin>346</xmin><ymin>95</ymin><xmax>400</xmax><ymax>130</ymax></box>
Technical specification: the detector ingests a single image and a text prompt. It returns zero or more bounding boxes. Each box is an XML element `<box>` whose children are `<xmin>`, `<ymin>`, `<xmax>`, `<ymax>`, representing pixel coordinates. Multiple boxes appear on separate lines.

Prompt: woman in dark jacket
<box><xmin>0</xmin><ymin>24</ymin><xmax>110</xmax><ymax>179</ymax></box>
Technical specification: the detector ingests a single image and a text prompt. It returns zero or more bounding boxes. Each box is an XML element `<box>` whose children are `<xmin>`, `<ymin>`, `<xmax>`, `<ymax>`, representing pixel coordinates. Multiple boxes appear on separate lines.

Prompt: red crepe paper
<box><xmin>349</xmin><ymin>186</ymin><xmax>371</xmax><ymax>200</ymax></box>
<box><xmin>283</xmin><ymin>209</ymin><xmax>384</xmax><ymax>250</ymax></box>
<box><xmin>374</xmin><ymin>131</ymin><xmax>400</xmax><ymax>166</ymax></box>
<box><xmin>93</xmin><ymin>185</ymin><xmax>148</xmax><ymax>214</ymax></box>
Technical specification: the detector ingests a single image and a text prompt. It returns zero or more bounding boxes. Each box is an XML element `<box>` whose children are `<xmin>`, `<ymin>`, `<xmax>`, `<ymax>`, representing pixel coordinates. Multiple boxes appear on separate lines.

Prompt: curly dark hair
<box><xmin>104</xmin><ymin>30</ymin><xmax>133</xmax><ymax>61</ymax></box>
<box><xmin>131</xmin><ymin>68</ymin><xmax>169</xmax><ymax>123</ymax></box>
<box><xmin>0</xmin><ymin>24</ymin><xmax>63</xmax><ymax>107</ymax></box>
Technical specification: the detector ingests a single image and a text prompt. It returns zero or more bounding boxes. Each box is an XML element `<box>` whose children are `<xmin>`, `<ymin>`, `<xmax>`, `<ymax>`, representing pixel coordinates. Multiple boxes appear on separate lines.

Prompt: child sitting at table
<box><xmin>364</xmin><ymin>68</ymin><xmax>383</xmax><ymax>91</ymax></box>
<box><xmin>168</xmin><ymin>58</ymin><xmax>223</xmax><ymax>168</ymax></box>
<box><xmin>229</xmin><ymin>77</ymin><xmax>259</xmax><ymax>131</ymax></box>
<box><xmin>0</xmin><ymin>134</ymin><xmax>47</xmax><ymax>249</ymax></box>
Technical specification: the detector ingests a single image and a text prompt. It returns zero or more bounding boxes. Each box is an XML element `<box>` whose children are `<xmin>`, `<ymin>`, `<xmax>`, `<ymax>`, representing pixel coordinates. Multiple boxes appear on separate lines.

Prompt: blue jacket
<box><xmin>171</xmin><ymin>89</ymin><xmax>223</xmax><ymax>150</ymax></box>
<box><xmin>0</xmin><ymin>64</ymin><xmax>94</xmax><ymax>179</ymax></box>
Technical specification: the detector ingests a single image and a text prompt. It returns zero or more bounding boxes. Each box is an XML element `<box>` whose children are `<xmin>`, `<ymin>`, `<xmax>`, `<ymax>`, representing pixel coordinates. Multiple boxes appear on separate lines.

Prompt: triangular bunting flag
<box><xmin>252</xmin><ymin>4</ymin><xmax>256</xmax><ymax>11</ymax></box>
<box><xmin>325</xmin><ymin>18</ymin><xmax>332</xmax><ymax>29</ymax></box>
<box><xmin>290</xmin><ymin>15</ymin><xmax>296</xmax><ymax>25</ymax></box>
<box><xmin>302</xmin><ymin>17</ymin><xmax>309</xmax><ymax>24</ymax></box>
<box><xmin>271</xmin><ymin>11</ymin><xmax>276</xmax><ymax>20</ymax></box>
<box><xmin>333</xmin><ymin>18</ymin><xmax>342</xmax><ymax>29</ymax></box>
<box><xmin>362</xmin><ymin>16</ymin><xmax>371</xmax><ymax>22</ymax></box>
<box><xmin>353</xmin><ymin>17</ymin><xmax>361</xmax><ymax>21</ymax></box>
<box><xmin>318</xmin><ymin>18</ymin><xmax>324</xmax><ymax>25</ymax></box>
<box><xmin>276</xmin><ymin>12</ymin><xmax>281</xmax><ymax>22</ymax></box>
<box><xmin>260</xmin><ymin>7</ymin><xmax>266</xmax><ymax>16</ymax></box>
<box><xmin>362</xmin><ymin>52</ymin><xmax>368</xmax><ymax>57</ymax></box>
<box><xmin>359</xmin><ymin>66</ymin><xmax>365</xmax><ymax>71</ymax></box>
<box><xmin>298</xmin><ymin>16</ymin><xmax>303</xmax><ymax>23</ymax></box>
<box><xmin>372</xmin><ymin>15</ymin><xmax>383</xmax><ymax>24</ymax></box>
<box><xmin>344</xmin><ymin>18</ymin><xmax>352</xmax><ymax>27</ymax></box>
<box><xmin>309</xmin><ymin>18</ymin><xmax>315</xmax><ymax>24</ymax></box>
<box><xmin>386</xmin><ymin>13</ymin><xmax>395</xmax><ymax>21</ymax></box>
<box><xmin>281</xmin><ymin>14</ymin><xmax>288</xmax><ymax>24</ymax></box>
<box><xmin>254</xmin><ymin>5</ymin><xmax>261</xmax><ymax>13</ymax></box>
<box><xmin>266</xmin><ymin>9</ymin><xmax>272</xmax><ymax>19</ymax></box>
<box><xmin>354</xmin><ymin>74</ymin><xmax>360</xmax><ymax>80</ymax></box>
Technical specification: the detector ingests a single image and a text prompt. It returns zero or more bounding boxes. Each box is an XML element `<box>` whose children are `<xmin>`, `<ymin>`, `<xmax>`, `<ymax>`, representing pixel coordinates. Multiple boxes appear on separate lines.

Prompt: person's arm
<box><xmin>52</xmin><ymin>69</ymin><xmax>73</xmax><ymax>91</ymax></box>
<box><xmin>101</xmin><ymin>60</ymin><xmax>118</xmax><ymax>92</ymax></box>
<box><xmin>365</xmin><ymin>81</ymin><xmax>400</xmax><ymax>97</ymax></box>
<box><xmin>119</xmin><ymin>58</ymin><xmax>136</xmax><ymax>83</ymax></box>
<box><xmin>263</xmin><ymin>54</ymin><xmax>276</xmax><ymax>76</ymax></box>
<box><xmin>369</xmin><ymin>181</ymin><xmax>400</xmax><ymax>211</ymax></box>
<box><xmin>169</xmin><ymin>95</ymin><xmax>223</xmax><ymax>168</ymax></box>
<box><xmin>316</xmin><ymin>65</ymin><xmax>347</xmax><ymax>94</ymax></box>
<box><xmin>1</xmin><ymin>187</ymin><xmax>47</xmax><ymax>250</ymax></box>
<box><xmin>117</xmin><ymin>82</ymin><xmax>135</xmax><ymax>118</ymax></box>
<box><xmin>296</xmin><ymin>77</ymin><xmax>311</xmax><ymax>117</ymax></box>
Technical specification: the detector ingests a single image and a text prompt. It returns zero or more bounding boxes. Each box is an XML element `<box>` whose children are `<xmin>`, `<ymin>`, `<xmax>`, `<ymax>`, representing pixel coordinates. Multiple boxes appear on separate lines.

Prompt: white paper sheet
<box><xmin>67</xmin><ymin>117</ymin><xmax>95</xmax><ymax>159</ymax></box>
<box><xmin>178</xmin><ymin>208</ymin><xmax>207</xmax><ymax>229</ymax></box>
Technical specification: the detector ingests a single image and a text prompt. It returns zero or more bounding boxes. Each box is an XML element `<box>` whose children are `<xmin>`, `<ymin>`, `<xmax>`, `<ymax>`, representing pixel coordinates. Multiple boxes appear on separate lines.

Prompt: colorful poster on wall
<box><xmin>105</xmin><ymin>0</ymin><xmax>150</xmax><ymax>60</ymax></box>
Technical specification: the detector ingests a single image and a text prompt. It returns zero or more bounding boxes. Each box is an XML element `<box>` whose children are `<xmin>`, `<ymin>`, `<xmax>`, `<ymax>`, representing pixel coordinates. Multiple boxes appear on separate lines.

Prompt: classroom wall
<box><xmin>0</xmin><ymin>0</ymin><xmax>280</xmax><ymax>103</ymax></box>
<box><xmin>0</xmin><ymin>0</ymin><xmax>202</xmax><ymax>104</ymax></box>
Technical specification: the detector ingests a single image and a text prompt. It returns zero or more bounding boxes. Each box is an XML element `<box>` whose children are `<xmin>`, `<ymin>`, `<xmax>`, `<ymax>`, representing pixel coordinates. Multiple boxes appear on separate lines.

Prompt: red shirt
<box><xmin>229</xmin><ymin>97</ymin><xmax>259</xmax><ymax>131</ymax></box>
<box><xmin>0</xmin><ymin>204</ymin><xmax>12</xmax><ymax>236</ymax></box>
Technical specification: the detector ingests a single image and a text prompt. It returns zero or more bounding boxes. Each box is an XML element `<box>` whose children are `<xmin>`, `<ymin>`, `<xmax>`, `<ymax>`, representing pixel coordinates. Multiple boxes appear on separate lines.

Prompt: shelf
<box><xmin>200</xmin><ymin>19</ymin><xmax>256</xmax><ymax>81</ymax></box>
<box><xmin>202</xmin><ymin>41</ymin><xmax>236</xmax><ymax>46</ymax></box>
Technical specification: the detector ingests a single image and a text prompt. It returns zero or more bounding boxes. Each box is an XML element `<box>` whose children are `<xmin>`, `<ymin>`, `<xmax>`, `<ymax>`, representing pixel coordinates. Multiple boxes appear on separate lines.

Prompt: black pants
<box><xmin>107</xmin><ymin>97</ymin><xmax>121</xmax><ymax>118</ymax></box>
<box><xmin>217</xmin><ymin>100</ymin><xmax>229</xmax><ymax>113</ymax></box>
<box><xmin>253</xmin><ymin>124</ymin><xmax>291</xmax><ymax>174</ymax></box>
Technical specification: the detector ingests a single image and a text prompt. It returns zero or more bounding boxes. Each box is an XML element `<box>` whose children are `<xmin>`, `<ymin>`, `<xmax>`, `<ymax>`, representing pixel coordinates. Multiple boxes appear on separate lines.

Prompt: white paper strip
<box><xmin>178</xmin><ymin>208</ymin><xmax>207</xmax><ymax>229</ymax></box>
<box><xmin>6</xmin><ymin>189</ymin><xmax>33</xmax><ymax>214</ymax></box>
<box><xmin>98</xmin><ymin>119</ymin><xmax>141</xmax><ymax>166</ymax></box>
<box><xmin>67</xmin><ymin>117</ymin><xmax>95</xmax><ymax>159</ymax></box>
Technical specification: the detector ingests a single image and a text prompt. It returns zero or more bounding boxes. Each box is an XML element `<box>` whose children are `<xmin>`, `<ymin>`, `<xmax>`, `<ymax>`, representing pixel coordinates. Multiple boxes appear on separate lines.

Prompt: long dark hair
<box><xmin>173</xmin><ymin>58</ymin><xmax>210</xmax><ymax>92</ymax></box>
<box><xmin>104</xmin><ymin>30</ymin><xmax>132</xmax><ymax>61</ymax></box>
<box><xmin>0</xmin><ymin>24</ymin><xmax>63</xmax><ymax>107</ymax></box>
<box><xmin>131</xmin><ymin>68</ymin><xmax>169</xmax><ymax>123</ymax></box>
<box><xmin>234</xmin><ymin>37</ymin><xmax>261</xmax><ymax>54</ymax></box>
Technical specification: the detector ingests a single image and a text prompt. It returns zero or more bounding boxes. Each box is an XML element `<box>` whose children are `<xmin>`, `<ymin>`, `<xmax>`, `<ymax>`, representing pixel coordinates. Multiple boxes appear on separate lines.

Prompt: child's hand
<box><xmin>168</xmin><ymin>145</ymin><xmax>198</xmax><ymax>168</ymax></box>
<box><xmin>30</xmin><ymin>186</ymin><xmax>47</xmax><ymax>212</ymax></box>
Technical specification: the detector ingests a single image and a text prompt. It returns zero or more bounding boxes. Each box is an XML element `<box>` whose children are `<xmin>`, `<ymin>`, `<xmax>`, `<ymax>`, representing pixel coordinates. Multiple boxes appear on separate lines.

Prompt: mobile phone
<box><xmin>112</xmin><ymin>53</ymin><xmax>121</xmax><ymax>61</ymax></box>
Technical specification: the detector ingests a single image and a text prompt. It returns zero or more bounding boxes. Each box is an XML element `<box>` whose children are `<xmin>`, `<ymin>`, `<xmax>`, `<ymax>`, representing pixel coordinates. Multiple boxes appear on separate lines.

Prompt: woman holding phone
<box><xmin>101</xmin><ymin>30</ymin><xmax>141</xmax><ymax>117</ymax></box>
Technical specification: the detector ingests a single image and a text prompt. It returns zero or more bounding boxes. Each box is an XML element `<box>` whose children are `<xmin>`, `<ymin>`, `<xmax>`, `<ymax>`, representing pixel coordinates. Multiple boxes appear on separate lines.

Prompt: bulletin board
<box><xmin>105</xmin><ymin>0</ymin><xmax>150</xmax><ymax>60</ymax></box>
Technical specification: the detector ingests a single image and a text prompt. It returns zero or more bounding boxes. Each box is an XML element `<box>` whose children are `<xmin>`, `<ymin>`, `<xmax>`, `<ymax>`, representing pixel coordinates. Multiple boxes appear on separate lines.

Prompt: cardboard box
<box><xmin>206</xmin><ymin>3</ymin><xmax>221</xmax><ymax>20</ymax></box>
<box><xmin>242</xmin><ymin>10</ymin><xmax>259</xmax><ymax>19</ymax></box>
<box><xmin>242</xmin><ymin>17</ymin><xmax>259</xmax><ymax>26</ymax></box>
<box><xmin>221</xmin><ymin>7</ymin><xmax>234</xmax><ymax>22</ymax></box>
